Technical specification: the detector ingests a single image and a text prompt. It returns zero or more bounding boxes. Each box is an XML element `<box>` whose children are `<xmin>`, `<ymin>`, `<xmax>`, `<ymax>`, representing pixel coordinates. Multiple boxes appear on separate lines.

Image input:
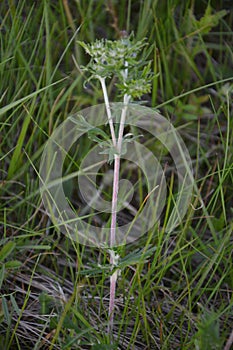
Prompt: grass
<box><xmin>0</xmin><ymin>0</ymin><xmax>233</xmax><ymax>349</ymax></box>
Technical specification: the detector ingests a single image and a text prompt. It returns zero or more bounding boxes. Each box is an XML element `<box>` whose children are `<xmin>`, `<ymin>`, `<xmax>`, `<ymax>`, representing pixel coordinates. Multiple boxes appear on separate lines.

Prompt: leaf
<box><xmin>212</xmin><ymin>215</ymin><xmax>225</xmax><ymax>231</ymax></box>
<box><xmin>77</xmin><ymin>40</ymin><xmax>92</xmax><ymax>55</ymax></box>
<box><xmin>2</xmin><ymin>296</ymin><xmax>10</xmax><ymax>326</ymax></box>
<box><xmin>194</xmin><ymin>308</ymin><xmax>221</xmax><ymax>349</ymax></box>
<box><xmin>0</xmin><ymin>265</ymin><xmax>5</xmax><ymax>290</ymax></box>
<box><xmin>99</xmin><ymin>143</ymin><xmax>119</xmax><ymax>164</ymax></box>
<box><xmin>10</xmin><ymin>294</ymin><xmax>20</xmax><ymax>316</ymax></box>
<box><xmin>92</xmin><ymin>344</ymin><xmax>117</xmax><ymax>350</ymax></box>
<box><xmin>0</xmin><ymin>78</ymin><xmax>66</xmax><ymax>117</ymax></box>
<box><xmin>19</xmin><ymin>245</ymin><xmax>51</xmax><ymax>250</ymax></box>
<box><xmin>79</xmin><ymin>265</ymin><xmax>111</xmax><ymax>277</ymax></box>
<box><xmin>0</xmin><ymin>242</ymin><xmax>16</xmax><ymax>262</ymax></box>
<box><xmin>118</xmin><ymin>246</ymin><xmax>156</xmax><ymax>270</ymax></box>
<box><xmin>5</xmin><ymin>260</ymin><xmax>22</xmax><ymax>269</ymax></box>
<box><xmin>69</xmin><ymin>115</ymin><xmax>110</xmax><ymax>144</ymax></box>
<box><xmin>69</xmin><ymin>114</ymin><xmax>93</xmax><ymax>132</ymax></box>
<box><xmin>39</xmin><ymin>292</ymin><xmax>55</xmax><ymax>314</ymax></box>
<box><xmin>78</xmin><ymin>35</ymin><xmax>152</xmax><ymax>87</ymax></box>
<box><xmin>7</xmin><ymin>112</ymin><xmax>31</xmax><ymax>178</ymax></box>
<box><xmin>78</xmin><ymin>247</ymin><xmax>157</xmax><ymax>277</ymax></box>
<box><xmin>88</xmin><ymin>128</ymin><xmax>110</xmax><ymax>144</ymax></box>
<box><xmin>121</xmin><ymin>133</ymin><xmax>143</xmax><ymax>155</ymax></box>
<box><xmin>193</xmin><ymin>5</ymin><xmax>227</xmax><ymax>34</ymax></box>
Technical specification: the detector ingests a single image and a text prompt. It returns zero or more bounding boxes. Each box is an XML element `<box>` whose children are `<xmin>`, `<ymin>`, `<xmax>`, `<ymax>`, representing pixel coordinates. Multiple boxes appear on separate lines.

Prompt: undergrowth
<box><xmin>0</xmin><ymin>0</ymin><xmax>232</xmax><ymax>349</ymax></box>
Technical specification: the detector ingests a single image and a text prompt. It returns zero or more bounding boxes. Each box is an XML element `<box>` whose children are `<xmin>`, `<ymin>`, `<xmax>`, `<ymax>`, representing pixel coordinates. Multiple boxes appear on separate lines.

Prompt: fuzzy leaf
<box><xmin>99</xmin><ymin>143</ymin><xmax>119</xmax><ymax>164</ymax></box>
<box><xmin>78</xmin><ymin>34</ymin><xmax>153</xmax><ymax>93</ymax></box>
<box><xmin>121</xmin><ymin>133</ymin><xmax>143</xmax><ymax>155</ymax></box>
<box><xmin>118</xmin><ymin>246</ymin><xmax>157</xmax><ymax>270</ymax></box>
<box><xmin>70</xmin><ymin>115</ymin><xmax>110</xmax><ymax>145</ymax></box>
<box><xmin>69</xmin><ymin>114</ymin><xmax>94</xmax><ymax>132</ymax></box>
<box><xmin>78</xmin><ymin>264</ymin><xmax>111</xmax><ymax>277</ymax></box>
<box><xmin>88</xmin><ymin>128</ymin><xmax>110</xmax><ymax>144</ymax></box>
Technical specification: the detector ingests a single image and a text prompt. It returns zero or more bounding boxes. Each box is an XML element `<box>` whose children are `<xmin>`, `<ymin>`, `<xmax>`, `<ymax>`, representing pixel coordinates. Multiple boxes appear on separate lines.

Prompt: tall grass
<box><xmin>0</xmin><ymin>0</ymin><xmax>232</xmax><ymax>349</ymax></box>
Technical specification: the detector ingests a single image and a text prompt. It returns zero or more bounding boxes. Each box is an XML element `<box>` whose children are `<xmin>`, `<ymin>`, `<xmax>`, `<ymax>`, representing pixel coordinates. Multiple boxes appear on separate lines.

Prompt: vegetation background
<box><xmin>0</xmin><ymin>0</ymin><xmax>232</xmax><ymax>349</ymax></box>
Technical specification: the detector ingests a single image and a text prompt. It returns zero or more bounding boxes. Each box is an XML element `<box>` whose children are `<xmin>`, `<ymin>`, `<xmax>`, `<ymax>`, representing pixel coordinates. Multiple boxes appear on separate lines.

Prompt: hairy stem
<box><xmin>99</xmin><ymin>77</ymin><xmax>117</xmax><ymax>147</ymax></box>
<box><xmin>108</xmin><ymin>94</ymin><xmax>130</xmax><ymax>337</ymax></box>
<box><xmin>110</xmin><ymin>94</ymin><xmax>130</xmax><ymax>247</ymax></box>
<box><xmin>117</xmin><ymin>93</ymin><xmax>131</xmax><ymax>150</ymax></box>
<box><xmin>99</xmin><ymin>72</ymin><xmax>131</xmax><ymax>339</ymax></box>
<box><xmin>108</xmin><ymin>267</ymin><xmax>118</xmax><ymax>335</ymax></box>
<box><xmin>110</xmin><ymin>154</ymin><xmax>120</xmax><ymax>248</ymax></box>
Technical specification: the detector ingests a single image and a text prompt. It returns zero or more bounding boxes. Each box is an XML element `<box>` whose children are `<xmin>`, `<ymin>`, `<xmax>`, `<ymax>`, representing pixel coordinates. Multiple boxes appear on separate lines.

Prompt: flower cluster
<box><xmin>78</xmin><ymin>34</ymin><xmax>153</xmax><ymax>99</ymax></box>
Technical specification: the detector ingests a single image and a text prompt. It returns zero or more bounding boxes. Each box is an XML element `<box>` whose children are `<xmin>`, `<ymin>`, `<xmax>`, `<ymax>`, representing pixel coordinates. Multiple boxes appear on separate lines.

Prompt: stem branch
<box><xmin>99</xmin><ymin>77</ymin><xmax>117</xmax><ymax>147</ymax></box>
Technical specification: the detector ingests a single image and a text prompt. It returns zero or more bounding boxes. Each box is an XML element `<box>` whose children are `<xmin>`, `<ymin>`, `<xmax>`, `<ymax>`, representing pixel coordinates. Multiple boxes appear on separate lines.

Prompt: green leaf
<box><xmin>69</xmin><ymin>114</ymin><xmax>93</xmax><ymax>132</ymax></box>
<box><xmin>0</xmin><ymin>265</ymin><xmax>5</xmax><ymax>290</ymax></box>
<box><xmin>5</xmin><ymin>260</ymin><xmax>22</xmax><ymax>269</ymax></box>
<box><xmin>0</xmin><ymin>242</ymin><xmax>16</xmax><ymax>262</ymax></box>
<box><xmin>2</xmin><ymin>296</ymin><xmax>10</xmax><ymax>326</ymax></box>
<box><xmin>121</xmin><ymin>133</ymin><xmax>143</xmax><ymax>155</ymax></box>
<box><xmin>70</xmin><ymin>115</ymin><xmax>110</xmax><ymax>144</ymax></box>
<box><xmin>19</xmin><ymin>245</ymin><xmax>51</xmax><ymax>250</ymax></box>
<box><xmin>194</xmin><ymin>308</ymin><xmax>221</xmax><ymax>349</ymax></box>
<box><xmin>62</xmin><ymin>314</ymin><xmax>81</xmax><ymax>332</ymax></box>
<box><xmin>88</xmin><ymin>128</ymin><xmax>110</xmax><ymax>144</ymax></box>
<box><xmin>201</xmin><ymin>8</ymin><xmax>227</xmax><ymax>33</ymax></box>
<box><xmin>10</xmin><ymin>294</ymin><xmax>20</xmax><ymax>316</ymax></box>
<box><xmin>212</xmin><ymin>215</ymin><xmax>225</xmax><ymax>231</ymax></box>
<box><xmin>0</xmin><ymin>78</ymin><xmax>66</xmax><ymax>117</ymax></box>
<box><xmin>79</xmin><ymin>265</ymin><xmax>111</xmax><ymax>277</ymax></box>
<box><xmin>118</xmin><ymin>246</ymin><xmax>156</xmax><ymax>270</ymax></box>
<box><xmin>39</xmin><ymin>292</ymin><xmax>55</xmax><ymax>314</ymax></box>
<box><xmin>99</xmin><ymin>143</ymin><xmax>119</xmax><ymax>164</ymax></box>
<box><xmin>92</xmin><ymin>344</ymin><xmax>117</xmax><ymax>350</ymax></box>
<box><xmin>192</xmin><ymin>5</ymin><xmax>227</xmax><ymax>34</ymax></box>
<box><xmin>78</xmin><ymin>34</ymin><xmax>152</xmax><ymax>88</ymax></box>
<box><xmin>7</xmin><ymin>112</ymin><xmax>31</xmax><ymax>178</ymax></box>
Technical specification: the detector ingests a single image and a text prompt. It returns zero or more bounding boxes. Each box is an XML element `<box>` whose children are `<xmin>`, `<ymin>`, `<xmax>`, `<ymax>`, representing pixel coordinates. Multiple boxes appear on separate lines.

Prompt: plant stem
<box><xmin>110</xmin><ymin>153</ymin><xmax>120</xmax><ymax>248</ymax></box>
<box><xmin>98</xmin><ymin>75</ymin><xmax>118</xmax><ymax>337</ymax></box>
<box><xmin>99</xmin><ymin>77</ymin><xmax>117</xmax><ymax>147</ymax></box>
<box><xmin>108</xmin><ymin>93</ymin><xmax>131</xmax><ymax>337</ymax></box>
<box><xmin>108</xmin><ymin>266</ymin><xmax>118</xmax><ymax>335</ymax></box>
<box><xmin>117</xmin><ymin>94</ymin><xmax>131</xmax><ymax>150</ymax></box>
<box><xmin>99</xmin><ymin>68</ymin><xmax>131</xmax><ymax>339</ymax></box>
<box><xmin>109</xmin><ymin>94</ymin><xmax>130</xmax><ymax>248</ymax></box>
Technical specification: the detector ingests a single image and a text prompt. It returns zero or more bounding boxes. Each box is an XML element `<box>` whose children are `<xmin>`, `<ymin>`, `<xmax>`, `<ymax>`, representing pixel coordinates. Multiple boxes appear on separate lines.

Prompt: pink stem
<box><xmin>108</xmin><ymin>97</ymin><xmax>130</xmax><ymax>337</ymax></box>
<box><xmin>108</xmin><ymin>269</ymin><xmax>118</xmax><ymax>334</ymax></box>
<box><xmin>110</xmin><ymin>154</ymin><xmax>120</xmax><ymax>247</ymax></box>
<box><xmin>108</xmin><ymin>154</ymin><xmax>120</xmax><ymax>336</ymax></box>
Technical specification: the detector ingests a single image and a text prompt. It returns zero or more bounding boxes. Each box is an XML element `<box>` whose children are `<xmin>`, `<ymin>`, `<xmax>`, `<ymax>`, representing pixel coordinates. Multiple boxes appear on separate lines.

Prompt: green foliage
<box><xmin>194</xmin><ymin>309</ymin><xmax>223</xmax><ymax>350</ymax></box>
<box><xmin>78</xmin><ymin>34</ymin><xmax>153</xmax><ymax>99</ymax></box>
<box><xmin>78</xmin><ymin>34</ymin><xmax>148</xmax><ymax>76</ymax></box>
<box><xmin>92</xmin><ymin>344</ymin><xmax>117</xmax><ymax>350</ymax></box>
<box><xmin>0</xmin><ymin>0</ymin><xmax>232</xmax><ymax>349</ymax></box>
<box><xmin>0</xmin><ymin>241</ymin><xmax>21</xmax><ymax>290</ymax></box>
<box><xmin>117</xmin><ymin>246</ymin><xmax>157</xmax><ymax>270</ymax></box>
<box><xmin>191</xmin><ymin>5</ymin><xmax>227</xmax><ymax>35</ymax></box>
<box><xmin>0</xmin><ymin>242</ymin><xmax>16</xmax><ymax>262</ymax></box>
